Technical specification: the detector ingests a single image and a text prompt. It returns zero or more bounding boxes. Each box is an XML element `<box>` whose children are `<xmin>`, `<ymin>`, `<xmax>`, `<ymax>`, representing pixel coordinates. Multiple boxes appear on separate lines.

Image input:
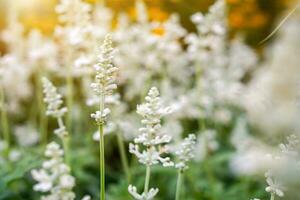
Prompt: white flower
<box><xmin>31</xmin><ymin>142</ymin><xmax>77</xmax><ymax>199</ymax></box>
<box><xmin>265</xmin><ymin>171</ymin><xmax>285</xmax><ymax>197</ymax></box>
<box><xmin>129</xmin><ymin>87</ymin><xmax>173</xmax><ymax>166</ymax></box>
<box><xmin>194</xmin><ymin>130</ymin><xmax>219</xmax><ymax>162</ymax></box>
<box><xmin>174</xmin><ymin>134</ymin><xmax>197</xmax><ymax>171</ymax></box>
<box><xmin>90</xmin><ymin>108</ymin><xmax>111</xmax><ymax>125</ymax></box>
<box><xmin>59</xmin><ymin>174</ymin><xmax>75</xmax><ymax>189</ymax></box>
<box><xmin>81</xmin><ymin>195</ymin><xmax>91</xmax><ymax>200</ymax></box>
<box><xmin>128</xmin><ymin>87</ymin><xmax>174</xmax><ymax>200</ymax></box>
<box><xmin>128</xmin><ymin>185</ymin><xmax>159</xmax><ymax>200</ymax></box>
<box><xmin>91</xmin><ymin>34</ymin><xmax>117</xmax><ymax>96</ymax></box>
<box><xmin>14</xmin><ymin>125</ymin><xmax>39</xmax><ymax>147</ymax></box>
<box><xmin>42</xmin><ymin>77</ymin><xmax>67</xmax><ymax>118</ymax></box>
<box><xmin>31</xmin><ymin>169</ymin><xmax>53</xmax><ymax>192</ymax></box>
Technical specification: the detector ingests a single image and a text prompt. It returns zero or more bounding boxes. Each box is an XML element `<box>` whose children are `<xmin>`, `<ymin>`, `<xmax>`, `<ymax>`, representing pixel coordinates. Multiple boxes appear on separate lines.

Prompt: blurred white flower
<box><xmin>128</xmin><ymin>185</ymin><xmax>158</xmax><ymax>200</ymax></box>
<box><xmin>265</xmin><ymin>171</ymin><xmax>285</xmax><ymax>197</ymax></box>
<box><xmin>14</xmin><ymin>125</ymin><xmax>39</xmax><ymax>147</ymax></box>
<box><xmin>174</xmin><ymin>134</ymin><xmax>197</xmax><ymax>171</ymax></box>
<box><xmin>31</xmin><ymin>142</ymin><xmax>75</xmax><ymax>198</ymax></box>
<box><xmin>194</xmin><ymin>130</ymin><xmax>219</xmax><ymax>162</ymax></box>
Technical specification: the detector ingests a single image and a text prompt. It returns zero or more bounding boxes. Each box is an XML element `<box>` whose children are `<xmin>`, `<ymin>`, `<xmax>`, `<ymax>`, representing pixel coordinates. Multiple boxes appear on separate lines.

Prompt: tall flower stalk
<box><xmin>0</xmin><ymin>85</ymin><xmax>10</xmax><ymax>151</ymax></box>
<box><xmin>90</xmin><ymin>35</ymin><xmax>118</xmax><ymax>200</ymax></box>
<box><xmin>128</xmin><ymin>87</ymin><xmax>174</xmax><ymax>200</ymax></box>
<box><xmin>42</xmin><ymin>77</ymin><xmax>70</xmax><ymax>166</ymax></box>
<box><xmin>116</xmin><ymin>131</ymin><xmax>131</xmax><ymax>182</ymax></box>
<box><xmin>174</xmin><ymin>134</ymin><xmax>196</xmax><ymax>200</ymax></box>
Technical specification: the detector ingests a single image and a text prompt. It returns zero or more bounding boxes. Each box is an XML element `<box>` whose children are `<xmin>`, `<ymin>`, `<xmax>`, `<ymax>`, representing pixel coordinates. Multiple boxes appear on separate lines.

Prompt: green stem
<box><xmin>58</xmin><ymin>117</ymin><xmax>71</xmax><ymax>167</ymax></box>
<box><xmin>270</xmin><ymin>193</ymin><xmax>275</xmax><ymax>200</ymax></box>
<box><xmin>175</xmin><ymin>170</ymin><xmax>183</xmax><ymax>200</ymax></box>
<box><xmin>204</xmin><ymin>159</ymin><xmax>217</xmax><ymax>200</ymax></box>
<box><xmin>66</xmin><ymin>67</ymin><xmax>73</xmax><ymax>133</ymax></box>
<box><xmin>99</xmin><ymin>93</ymin><xmax>105</xmax><ymax>200</ymax></box>
<box><xmin>36</xmin><ymin>70</ymin><xmax>48</xmax><ymax>145</ymax></box>
<box><xmin>99</xmin><ymin>124</ymin><xmax>105</xmax><ymax>200</ymax></box>
<box><xmin>65</xmin><ymin>44</ymin><xmax>74</xmax><ymax>134</ymax></box>
<box><xmin>144</xmin><ymin>165</ymin><xmax>151</xmax><ymax>193</ymax></box>
<box><xmin>62</xmin><ymin>135</ymin><xmax>71</xmax><ymax>167</ymax></box>
<box><xmin>0</xmin><ymin>86</ymin><xmax>10</xmax><ymax>150</ymax></box>
<box><xmin>116</xmin><ymin>132</ymin><xmax>131</xmax><ymax>183</ymax></box>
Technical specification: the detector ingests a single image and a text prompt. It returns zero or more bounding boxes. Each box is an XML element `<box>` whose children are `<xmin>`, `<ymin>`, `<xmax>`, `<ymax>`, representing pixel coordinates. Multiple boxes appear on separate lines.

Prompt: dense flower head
<box><xmin>42</xmin><ymin>77</ymin><xmax>67</xmax><ymax>118</ymax></box>
<box><xmin>90</xmin><ymin>34</ymin><xmax>118</xmax><ymax>96</ymax></box>
<box><xmin>128</xmin><ymin>87</ymin><xmax>173</xmax><ymax>200</ymax></box>
<box><xmin>31</xmin><ymin>142</ymin><xmax>75</xmax><ymax>199</ymax></box>
<box><xmin>175</xmin><ymin>134</ymin><xmax>197</xmax><ymax>171</ymax></box>
<box><xmin>129</xmin><ymin>87</ymin><xmax>173</xmax><ymax>166</ymax></box>
<box><xmin>135</xmin><ymin>87</ymin><xmax>172</xmax><ymax>146</ymax></box>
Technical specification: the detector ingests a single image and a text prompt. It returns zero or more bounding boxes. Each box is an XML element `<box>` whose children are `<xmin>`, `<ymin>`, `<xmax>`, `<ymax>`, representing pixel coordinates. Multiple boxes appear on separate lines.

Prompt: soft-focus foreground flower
<box><xmin>31</xmin><ymin>142</ymin><xmax>75</xmax><ymax>199</ymax></box>
<box><xmin>265</xmin><ymin>171</ymin><xmax>285</xmax><ymax>198</ymax></box>
<box><xmin>31</xmin><ymin>142</ymin><xmax>90</xmax><ymax>200</ymax></box>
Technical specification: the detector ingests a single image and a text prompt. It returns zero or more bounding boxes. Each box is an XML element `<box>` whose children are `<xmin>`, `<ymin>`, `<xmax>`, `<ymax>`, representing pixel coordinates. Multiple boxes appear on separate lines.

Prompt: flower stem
<box><xmin>99</xmin><ymin>123</ymin><xmax>105</xmax><ymax>200</ymax></box>
<box><xmin>175</xmin><ymin>170</ymin><xmax>183</xmax><ymax>200</ymax></box>
<box><xmin>99</xmin><ymin>93</ymin><xmax>106</xmax><ymax>200</ymax></box>
<box><xmin>0</xmin><ymin>86</ymin><xmax>10</xmax><ymax>150</ymax></box>
<box><xmin>62</xmin><ymin>135</ymin><xmax>71</xmax><ymax>166</ymax></box>
<box><xmin>58</xmin><ymin>117</ymin><xmax>71</xmax><ymax>167</ymax></box>
<box><xmin>144</xmin><ymin>165</ymin><xmax>151</xmax><ymax>193</ymax></box>
<box><xmin>116</xmin><ymin>132</ymin><xmax>131</xmax><ymax>183</ymax></box>
<box><xmin>66</xmin><ymin>68</ymin><xmax>73</xmax><ymax>133</ymax></box>
<box><xmin>270</xmin><ymin>193</ymin><xmax>275</xmax><ymax>200</ymax></box>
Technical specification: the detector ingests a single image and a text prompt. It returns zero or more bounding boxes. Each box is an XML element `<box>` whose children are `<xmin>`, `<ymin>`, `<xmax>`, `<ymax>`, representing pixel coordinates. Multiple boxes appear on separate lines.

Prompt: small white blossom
<box><xmin>265</xmin><ymin>171</ymin><xmax>285</xmax><ymax>197</ymax></box>
<box><xmin>42</xmin><ymin>77</ymin><xmax>67</xmax><ymax>118</ymax></box>
<box><xmin>90</xmin><ymin>108</ymin><xmax>111</xmax><ymax>125</ymax></box>
<box><xmin>31</xmin><ymin>142</ymin><xmax>76</xmax><ymax>199</ymax></box>
<box><xmin>128</xmin><ymin>185</ymin><xmax>159</xmax><ymax>200</ymax></box>
<box><xmin>174</xmin><ymin>134</ymin><xmax>197</xmax><ymax>171</ymax></box>
<box><xmin>14</xmin><ymin>125</ymin><xmax>39</xmax><ymax>147</ymax></box>
<box><xmin>42</xmin><ymin>77</ymin><xmax>68</xmax><ymax>138</ymax></box>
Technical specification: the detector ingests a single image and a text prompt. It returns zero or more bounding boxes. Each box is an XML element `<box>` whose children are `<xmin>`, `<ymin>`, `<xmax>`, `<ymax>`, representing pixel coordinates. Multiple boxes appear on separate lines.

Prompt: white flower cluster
<box><xmin>90</xmin><ymin>35</ymin><xmax>117</xmax><ymax>96</ymax></box>
<box><xmin>55</xmin><ymin>0</ymin><xmax>92</xmax><ymax>47</ymax></box>
<box><xmin>42</xmin><ymin>78</ymin><xmax>67</xmax><ymax>118</ymax></box>
<box><xmin>90</xmin><ymin>35</ymin><xmax>118</xmax><ymax>124</ymax></box>
<box><xmin>112</xmin><ymin>0</ymin><xmax>189</xmax><ymax>101</ymax></box>
<box><xmin>31</xmin><ymin>142</ymin><xmax>75</xmax><ymax>199</ymax></box>
<box><xmin>0</xmin><ymin>140</ymin><xmax>21</xmax><ymax>164</ymax></box>
<box><xmin>265</xmin><ymin>170</ymin><xmax>285</xmax><ymax>198</ymax></box>
<box><xmin>128</xmin><ymin>87</ymin><xmax>173</xmax><ymax>200</ymax></box>
<box><xmin>42</xmin><ymin>77</ymin><xmax>68</xmax><ymax>138</ymax></box>
<box><xmin>129</xmin><ymin>87</ymin><xmax>173</xmax><ymax>166</ymax></box>
<box><xmin>14</xmin><ymin>124</ymin><xmax>39</xmax><ymax>147</ymax></box>
<box><xmin>186</xmin><ymin>0</ymin><xmax>226</xmax><ymax>68</ymax></box>
<box><xmin>174</xmin><ymin>134</ymin><xmax>197</xmax><ymax>171</ymax></box>
<box><xmin>128</xmin><ymin>185</ymin><xmax>158</xmax><ymax>200</ymax></box>
<box><xmin>262</xmin><ymin>135</ymin><xmax>300</xmax><ymax>199</ymax></box>
<box><xmin>31</xmin><ymin>142</ymin><xmax>90</xmax><ymax>200</ymax></box>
